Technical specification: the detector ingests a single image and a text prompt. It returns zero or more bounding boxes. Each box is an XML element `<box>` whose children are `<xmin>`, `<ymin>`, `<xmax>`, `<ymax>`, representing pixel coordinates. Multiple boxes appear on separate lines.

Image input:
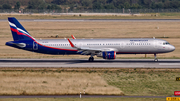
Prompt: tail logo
<box><xmin>8</xmin><ymin>20</ymin><xmax>35</xmax><ymax>41</ymax></box>
<box><xmin>9</xmin><ymin>22</ymin><xmax>30</xmax><ymax>36</ymax></box>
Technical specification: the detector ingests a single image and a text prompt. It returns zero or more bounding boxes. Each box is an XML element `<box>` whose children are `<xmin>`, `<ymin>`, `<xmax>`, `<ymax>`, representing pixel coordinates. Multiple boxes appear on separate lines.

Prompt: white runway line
<box><xmin>0</xmin><ymin>59</ymin><xmax>180</xmax><ymax>68</ymax></box>
<box><xmin>33</xmin><ymin>20</ymin><xmax>85</xmax><ymax>22</ymax></box>
<box><xmin>159</xmin><ymin>63</ymin><xmax>180</xmax><ymax>65</ymax></box>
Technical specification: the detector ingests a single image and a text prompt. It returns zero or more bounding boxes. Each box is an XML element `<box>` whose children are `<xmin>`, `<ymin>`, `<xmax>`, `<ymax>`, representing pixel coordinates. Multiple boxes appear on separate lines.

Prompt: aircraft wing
<box><xmin>67</xmin><ymin>39</ymin><xmax>117</xmax><ymax>55</ymax></box>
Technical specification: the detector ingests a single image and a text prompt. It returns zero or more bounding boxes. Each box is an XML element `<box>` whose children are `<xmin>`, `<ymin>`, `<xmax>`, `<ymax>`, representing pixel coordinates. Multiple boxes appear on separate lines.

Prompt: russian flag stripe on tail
<box><xmin>8</xmin><ymin>17</ymin><xmax>35</xmax><ymax>41</ymax></box>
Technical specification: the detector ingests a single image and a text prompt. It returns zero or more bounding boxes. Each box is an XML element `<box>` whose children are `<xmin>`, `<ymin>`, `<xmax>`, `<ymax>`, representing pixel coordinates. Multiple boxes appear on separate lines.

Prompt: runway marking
<box><xmin>0</xmin><ymin>59</ymin><xmax>180</xmax><ymax>68</ymax></box>
<box><xmin>159</xmin><ymin>63</ymin><xmax>180</xmax><ymax>65</ymax></box>
<box><xmin>34</xmin><ymin>20</ymin><xmax>85</xmax><ymax>22</ymax></box>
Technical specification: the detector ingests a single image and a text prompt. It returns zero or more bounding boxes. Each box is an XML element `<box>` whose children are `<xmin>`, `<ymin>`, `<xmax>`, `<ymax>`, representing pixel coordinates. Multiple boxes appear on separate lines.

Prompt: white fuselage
<box><xmin>37</xmin><ymin>38</ymin><xmax>175</xmax><ymax>54</ymax></box>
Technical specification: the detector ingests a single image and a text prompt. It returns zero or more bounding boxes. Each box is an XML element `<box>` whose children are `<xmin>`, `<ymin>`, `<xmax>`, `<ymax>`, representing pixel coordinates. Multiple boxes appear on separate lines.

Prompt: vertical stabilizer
<box><xmin>8</xmin><ymin>17</ymin><xmax>35</xmax><ymax>41</ymax></box>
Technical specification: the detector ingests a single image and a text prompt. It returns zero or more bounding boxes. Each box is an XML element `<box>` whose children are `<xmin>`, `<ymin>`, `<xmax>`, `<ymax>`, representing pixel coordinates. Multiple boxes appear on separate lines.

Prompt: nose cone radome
<box><xmin>170</xmin><ymin>45</ymin><xmax>175</xmax><ymax>52</ymax></box>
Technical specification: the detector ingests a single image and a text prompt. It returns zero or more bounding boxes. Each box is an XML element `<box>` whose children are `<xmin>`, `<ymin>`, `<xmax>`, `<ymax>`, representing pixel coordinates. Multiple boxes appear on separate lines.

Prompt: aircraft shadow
<box><xmin>0</xmin><ymin>59</ymin><xmax>180</xmax><ymax>64</ymax></box>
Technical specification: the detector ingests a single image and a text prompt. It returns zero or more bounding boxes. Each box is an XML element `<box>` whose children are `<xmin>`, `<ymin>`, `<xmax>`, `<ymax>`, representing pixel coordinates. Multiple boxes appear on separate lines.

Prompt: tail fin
<box><xmin>8</xmin><ymin>17</ymin><xmax>35</xmax><ymax>41</ymax></box>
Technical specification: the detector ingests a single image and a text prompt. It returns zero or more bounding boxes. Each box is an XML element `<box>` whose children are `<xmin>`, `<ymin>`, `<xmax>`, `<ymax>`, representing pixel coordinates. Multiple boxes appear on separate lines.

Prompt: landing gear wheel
<box><xmin>154</xmin><ymin>58</ymin><xmax>158</xmax><ymax>61</ymax></box>
<box><xmin>88</xmin><ymin>57</ymin><xmax>94</xmax><ymax>62</ymax></box>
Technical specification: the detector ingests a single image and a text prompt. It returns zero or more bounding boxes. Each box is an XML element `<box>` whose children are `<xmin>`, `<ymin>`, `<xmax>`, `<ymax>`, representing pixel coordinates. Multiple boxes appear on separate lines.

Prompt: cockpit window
<box><xmin>163</xmin><ymin>42</ymin><xmax>170</xmax><ymax>45</ymax></box>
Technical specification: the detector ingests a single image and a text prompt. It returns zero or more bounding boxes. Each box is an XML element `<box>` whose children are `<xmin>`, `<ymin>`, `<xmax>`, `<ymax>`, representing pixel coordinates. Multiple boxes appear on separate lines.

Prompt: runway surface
<box><xmin>1</xmin><ymin>19</ymin><xmax>180</xmax><ymax>22</ymax></box>
<box><xmin>0</xmin><ymin>59</ymin><xmax>180</xmax><ymax>68</ymax></box>
<box><xmin>0</xmin><ymin>95</ymin><xmax>170</xmax><ymax>98</ymax></box>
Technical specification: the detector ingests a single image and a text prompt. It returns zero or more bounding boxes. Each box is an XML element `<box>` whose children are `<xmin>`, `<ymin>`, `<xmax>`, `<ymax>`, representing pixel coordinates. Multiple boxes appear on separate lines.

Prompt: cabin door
<box><xmin>120</xmin><ymin>42</ymin><xmax>125</xmax><ymax>49</ymax></box>
<box><xmin>154</xmin><ymin>40</ymin><xmax>158</xmax><ymax>48</ymax></box>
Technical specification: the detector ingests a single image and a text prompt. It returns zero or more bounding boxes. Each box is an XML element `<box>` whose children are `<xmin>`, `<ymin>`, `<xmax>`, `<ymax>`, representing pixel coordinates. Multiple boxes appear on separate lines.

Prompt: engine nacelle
<box><xmin>97</xmin><ymin>51</ymin><xmax>116</xmax><ymax>59</ymax></box>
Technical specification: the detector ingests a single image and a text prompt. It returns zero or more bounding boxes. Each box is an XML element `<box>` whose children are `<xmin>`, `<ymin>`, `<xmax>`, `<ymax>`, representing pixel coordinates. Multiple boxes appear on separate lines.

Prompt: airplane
<box><xmin>6</xmin><ymin>17</ymin><xmax>175</xmax><ymax>61</ymax></box>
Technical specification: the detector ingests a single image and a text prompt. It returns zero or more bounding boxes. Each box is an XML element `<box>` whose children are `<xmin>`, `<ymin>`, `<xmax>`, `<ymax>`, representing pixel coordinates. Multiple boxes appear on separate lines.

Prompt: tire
<box><xmin>88</xmin><ymin>57</ymin><xmax>94</xmax><ymax>62</ymax></box>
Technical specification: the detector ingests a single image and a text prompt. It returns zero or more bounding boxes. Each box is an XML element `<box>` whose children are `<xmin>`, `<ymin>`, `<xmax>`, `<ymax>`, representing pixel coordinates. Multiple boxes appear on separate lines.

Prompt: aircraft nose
<box><xmin>171</xmin><ymin>45</ymin><xmax>175</xmax><ymax>51</ymax></box>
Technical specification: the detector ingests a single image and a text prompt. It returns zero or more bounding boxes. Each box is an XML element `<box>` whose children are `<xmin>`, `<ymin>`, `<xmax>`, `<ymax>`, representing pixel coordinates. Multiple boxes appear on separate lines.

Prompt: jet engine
<box><xmin>97</xmin><ymin>51</ymin><xmax>116</xmax><ymax>59</ymax></box>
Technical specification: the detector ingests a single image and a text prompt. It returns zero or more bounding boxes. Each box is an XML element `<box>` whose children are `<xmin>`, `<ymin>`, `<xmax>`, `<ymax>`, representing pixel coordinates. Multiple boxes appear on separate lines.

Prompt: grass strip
<box><xmin>0</xmin><ymin>68</ymin><xmax>179</xmax><ymax>96</ymax></box>
<box><xmin>0</xmin><ymin>98</ymin><xmax>165</xmax><ymax>101</ymax></box>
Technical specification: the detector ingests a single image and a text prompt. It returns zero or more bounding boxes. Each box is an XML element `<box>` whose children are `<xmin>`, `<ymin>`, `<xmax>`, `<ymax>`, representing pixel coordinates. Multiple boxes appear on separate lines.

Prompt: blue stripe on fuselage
<box><xmin>6</xmin><ymin>40</ymin><xmax>78</xmax><ymax>55</ymax></box>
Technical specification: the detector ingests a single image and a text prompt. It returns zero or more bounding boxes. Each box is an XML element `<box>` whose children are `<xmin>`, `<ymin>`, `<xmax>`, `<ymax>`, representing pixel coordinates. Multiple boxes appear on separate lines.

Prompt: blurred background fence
<box><xmin>1</xmin><ymin>9</ymin><xmax>180</xmax><ymax>14</ymax></box>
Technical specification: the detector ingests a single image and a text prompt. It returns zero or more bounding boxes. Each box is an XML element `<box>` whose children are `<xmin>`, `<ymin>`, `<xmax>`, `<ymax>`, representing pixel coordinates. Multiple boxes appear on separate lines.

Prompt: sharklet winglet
<box><xmin>68</xmin><ymin>39</ymin><xmax>75</xmax><ymax>48</ymax></box>
<box><xmin>71</xmin><ymin>35</ymin><xmax>76</xmax><ymax>39</ymax></box>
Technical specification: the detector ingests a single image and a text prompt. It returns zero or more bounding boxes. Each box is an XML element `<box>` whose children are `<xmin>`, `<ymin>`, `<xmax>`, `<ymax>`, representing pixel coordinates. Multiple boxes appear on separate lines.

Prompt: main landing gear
<box><xmin>154</xmin><ymin>53</ymin><xmax>158</xmax><ymax>61</ymax></box>
<box><xmin>88</xmin><ymin>56</ymin><xmax>94</xmax><ymax>62</ymax></box>
<box><xmin>89</xmin><ymin>54</ymin><xmax>94</xmax><ymax>62</ymax></box>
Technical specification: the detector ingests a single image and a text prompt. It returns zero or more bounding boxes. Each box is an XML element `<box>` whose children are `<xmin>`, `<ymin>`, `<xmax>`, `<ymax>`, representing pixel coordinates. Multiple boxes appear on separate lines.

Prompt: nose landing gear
<box><xmin>154</xmin><ymin>53</ymin><xmax>158</xmax><ymax>61</ymax></box>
